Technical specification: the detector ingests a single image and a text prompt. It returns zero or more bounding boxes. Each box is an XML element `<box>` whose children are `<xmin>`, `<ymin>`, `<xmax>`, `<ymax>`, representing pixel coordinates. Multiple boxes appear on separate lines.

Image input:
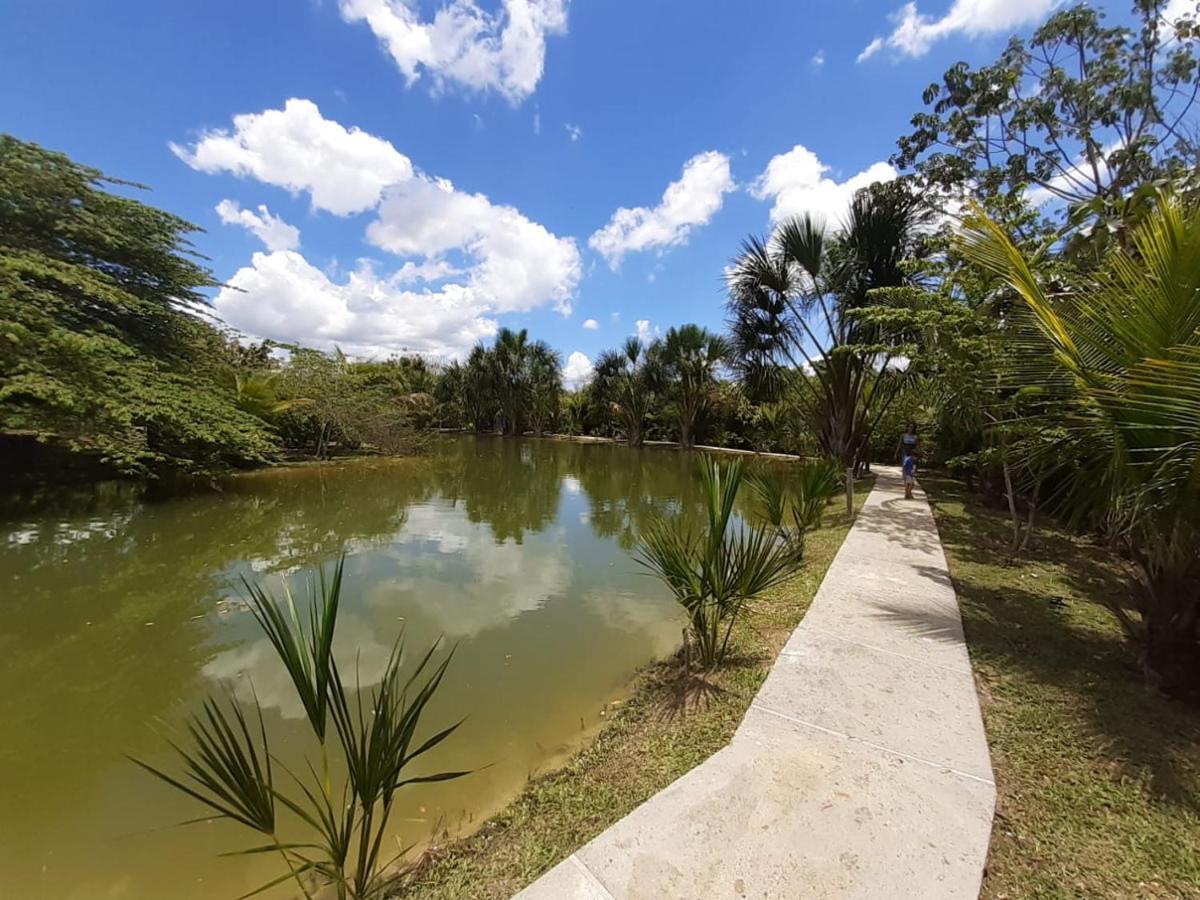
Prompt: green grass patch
<box><xmin>923</xmin><ymin>473</ymin><xmax>1200</xmax><ymax>899</ymax></box>
<box><xmin>398</xmin><ymin>479</ymin><xmax>874</xmax><ymax>899</ymax></box>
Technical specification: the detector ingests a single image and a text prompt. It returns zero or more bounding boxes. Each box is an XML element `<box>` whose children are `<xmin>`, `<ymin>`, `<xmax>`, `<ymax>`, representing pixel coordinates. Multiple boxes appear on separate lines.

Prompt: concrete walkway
<box><xmin>516</xmin><ymin>468</ymin><xmax>995</xmax><ymax>900</ymax></box>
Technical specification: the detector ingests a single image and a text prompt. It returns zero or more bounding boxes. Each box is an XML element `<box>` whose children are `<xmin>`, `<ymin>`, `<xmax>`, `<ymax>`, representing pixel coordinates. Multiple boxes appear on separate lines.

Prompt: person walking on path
<box><xmin>898</xmin><ymin>423</ymin><xmax>919</xmax><ymax>500</ymax></box>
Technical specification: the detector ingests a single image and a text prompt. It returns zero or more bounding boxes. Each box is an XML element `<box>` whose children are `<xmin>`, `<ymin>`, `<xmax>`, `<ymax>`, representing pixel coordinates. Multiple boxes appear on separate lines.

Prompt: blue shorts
<box><xmin>903</xmin><ymin>455</ymin><xmax>916</xmax><ymax>481</ymax></box>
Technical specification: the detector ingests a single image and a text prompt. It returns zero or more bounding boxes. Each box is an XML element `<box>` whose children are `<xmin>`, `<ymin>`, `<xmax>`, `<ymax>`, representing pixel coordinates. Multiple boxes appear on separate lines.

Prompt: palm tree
<box><xmin>592</xmin><ymin>337</ymin><xmax>658</xmax><ymax>447</ymax></box>
<box><xmin>636</xmin><ymin>456</ymin><xmax>812</xmax><ymax>668</ymax></box>
<box><xmin>134</xmin><ymin>559</ymin><xmax>468</xmax><ymax>899</ymax></box>
<box><xmin>726</xmin><ymin>181</ymin><xmax>927</xmax><ymax>512</ymax></box>
<box><xmin>650</xmin><ymin>324</ymin><xmax>730</xmax><ymax>449</ymax></box>
<box><xmin>433</xmin><ymin>360</ymin><xmax>467</xmax><ymax>429</ymax></box>
<box><xmin>463</xmin><ymin>345</ymin><xmax>498</xmax><ymax>432</ymax></box>
<box><xmin>527</xmin><ymin>342</ymin><xmax>563</xmax><ymax>437</ymax></box>
<box><xmin>491</xmin><ymin>327</ymin><xmax>531</xmax><ymax>436</ymax></box>
<box><xmin>961</xmin><ymin>192</ymin><xmax>1200</xmax><ymax>702</ymax></box>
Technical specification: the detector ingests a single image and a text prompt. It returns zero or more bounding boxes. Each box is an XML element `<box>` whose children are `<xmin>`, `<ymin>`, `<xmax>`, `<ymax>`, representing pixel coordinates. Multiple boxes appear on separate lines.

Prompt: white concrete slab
<box><xmin>516</xmin><ymin>468</ymin><xmax>995</xmax><ymax>900</ymax></box>
<box><xmin>513</xmin><ymin>854</ymin><xmax>614</xmax><ymax>900</ymax></box>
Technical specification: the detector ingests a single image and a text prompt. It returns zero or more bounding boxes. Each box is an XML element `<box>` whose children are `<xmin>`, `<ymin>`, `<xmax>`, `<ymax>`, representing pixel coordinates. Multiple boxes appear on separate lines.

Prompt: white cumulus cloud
<box><xmin>589</xmin><ymin>151</ymin><xmax>734</xmax><ymax>268</ymax></box>
<box><xmin>751</xmin><ymin>144</ymin><xmax>897</xmax><ymax>226</ymax></box>
<box><xmin>562</xmin><ymin>351</ymin><xmax>594</xmax><ymax>389</ymax></box>
<box><xmin>337</xmin><ymin>0</ymin><xmax>568</xmax><ymax>103</ymax></box>
<box><xmin>213</xmin><ymin>250</ymin><xmax>498</xmax><ymax>359</ymax></box>
<box><xmin>215</xmin><ymin>200</ymin><xmax>300</xmax><ymax>252</ymax></box>
<box><xmin>176</xmin><ymin>101</ymin><xmax>580</xmax><ymax>358</ymax></box>
<box><xmin>366</xmin><ymin>174</ymin><xmax>580</xmax><ymax>314</ymax></box>
<box><xmin>634</xmin><ymin>319</ymin><xmax>656</xmax><ymax>343</ymax></box>
<box><xmin>172</xmin><ymin>98</ymin><xmax>413</xmax><ymax>215</ymax></box>
<box><xmin>565</xmin><ymin>122</ymin><xmax>583</xmax><ymax>142</ymax></box>
<box><xmin>582</xmin><ymin>318</ymin><xmax>598</xmax><ymax>330</ymax></box>
<box><xmin>858</xmin><ymin>0</ymin><xmax>1057</xmax><ymax>61</ymax></box>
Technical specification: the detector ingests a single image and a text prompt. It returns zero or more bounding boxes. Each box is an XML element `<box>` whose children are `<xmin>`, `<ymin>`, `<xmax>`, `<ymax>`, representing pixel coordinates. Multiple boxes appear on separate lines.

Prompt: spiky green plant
<box><xmin>133</xmin><ymin>557</ymin><xmax>467</xmax><ymax>899</ymax></box>
<box><xmin>637</xmin><ymin>456</ymin><xmax>805</xmax><ymax>668</ymax></box>
<box><xmin>748</xmin><ymin>458</ymin><xmax>842</xmax><ymax>553</ymax></box>
<box><xmin>960</xmin><ymin>191</ymin><xmax>1200</xmax><ymax>701</ymax></box>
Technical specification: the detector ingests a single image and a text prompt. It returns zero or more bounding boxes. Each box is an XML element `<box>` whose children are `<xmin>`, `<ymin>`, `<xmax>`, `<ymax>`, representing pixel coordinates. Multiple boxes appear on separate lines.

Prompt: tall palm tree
<box><xmin>726</xmin><ymin>181</ymin><xmax>927</xmax><ymax>511</ymax></box>
<box><xmin>650</xmin><ymin>324</ymin><xmax>730</xmax><ymax>449</ymax></box>
<box><xmin>463</xmin><ymin>345</ymin><xmax>498</xmax><ymax>432</ymax></box>
<box><xmin>962</xmin><ymin>192</ymin><xmax>1200</xmax><ymax>702</ymax></box>
<box><xmin>592</xmin><ymin>337</ymin><xmax>658</xmax><ymax>447</ymax></box>
<box><xmin>527</xmin><ymin>341</ymin><xmax>563</xmax><ymax>437</ymax></box>
<box><xmin>491</xmin><ymin>327</ymin><xmax>531</xmax><ymax>436</ymax></box>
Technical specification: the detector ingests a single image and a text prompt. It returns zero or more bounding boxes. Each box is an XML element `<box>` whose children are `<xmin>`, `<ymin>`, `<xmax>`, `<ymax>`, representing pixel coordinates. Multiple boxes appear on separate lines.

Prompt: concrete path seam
<box><xmin>788</xmin><ymin>626</ymin><xmax>973</xmax><ymax>674</ymax></box>
<box><xmin>748</xmin><ymin>702</ymin><xmax>996</xmax><ymax>787</ymax></box>
<box><xmin>569</xmin><ymin>853</ymin><xmax>616</xmax><ymax>898</ymax></box>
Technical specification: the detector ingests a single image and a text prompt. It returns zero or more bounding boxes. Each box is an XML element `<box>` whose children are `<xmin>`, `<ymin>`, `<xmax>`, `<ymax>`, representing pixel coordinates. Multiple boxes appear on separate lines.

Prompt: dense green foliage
<box><xmin>438</xmin><ymin>328</ymin><xmax>562</xmax><ymax>436</ymax></box>
<box><xmin>0</xmin><ymin>135</ymin><xmax>275</xmax><ymax>476</ymax></box>
<box><xmin>0</xmin><ymin>137</ymin><xmax>434</xmax><ymax>479</ymax></box>
<box><xmin>962</xmin><ymin>193</ymin><xmax>1200</xmax><ymax>699</ymax></box>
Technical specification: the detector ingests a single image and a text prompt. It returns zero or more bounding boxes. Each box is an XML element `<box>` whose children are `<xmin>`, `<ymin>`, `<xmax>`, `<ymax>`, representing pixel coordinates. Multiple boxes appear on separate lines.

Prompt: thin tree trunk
<box><xmin>845</xmin><ymin>466</ymin><xmax>855</xmax><ymax>516</ymax></box>
<box><xmin>1018</xmin><ymin>480</ymin><xmax>1040</xmax><ymax>553</ymax></box>
<box><xmin>1002</xmin><ymin>455</ymin><xmax>1021</xmax><ymax>553</ymax></box>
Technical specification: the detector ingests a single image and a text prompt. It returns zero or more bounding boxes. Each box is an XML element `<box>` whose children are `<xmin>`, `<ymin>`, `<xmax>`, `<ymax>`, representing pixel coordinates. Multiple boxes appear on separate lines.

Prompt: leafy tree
<box><xmin>273</xmin><ymin>348</ymin><xmax>426</xmax><ymax>457</ymax></box>
<box><xmin>727</xmin><ymin>181</ymin><xmax>927</xmax><ymax>511</ymax></box>
<box><xmin>592</xmin><ymin>338</ymin><xmax>659</xmax><ymax>447</ymax></box>
<box><xmin>433</xmin><ymin>360</ymin><xmax>468</xmax><ymax>429</ymax></box>
<box><xmin>649</xmin><ymin>324</ymin><xmax>730</xmax><ymax>449</ymax></box>
<box><xmin>895</xmin><ymin>0</ymin><xmax>1200</xmax><ymax>243</ymax></box>
<box><xmin>962</xmin><ymin>191</ymin><xmax>1200</xmax><ymax>702</ymax></box>
<box><xmin>557</xmin><ymin>389</ymin><xmax>588</xmax><ymax>436</ymax></box>
<box><xmin>491</xmin><ymin>327</ymin><xmax>532</xmax><ymax>436</ymax></box>
<box><xmin>0</xmin><ymin>135</ymin><xmax>275</xmax><ymax>476</ymax></box>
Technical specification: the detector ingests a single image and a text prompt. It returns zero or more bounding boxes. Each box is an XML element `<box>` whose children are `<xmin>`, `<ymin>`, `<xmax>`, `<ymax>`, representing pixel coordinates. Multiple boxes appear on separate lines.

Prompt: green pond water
<box><xmin>0</xmin><ymin>436</ymin><xmax>739</xmax><ymax>899</ymax></box>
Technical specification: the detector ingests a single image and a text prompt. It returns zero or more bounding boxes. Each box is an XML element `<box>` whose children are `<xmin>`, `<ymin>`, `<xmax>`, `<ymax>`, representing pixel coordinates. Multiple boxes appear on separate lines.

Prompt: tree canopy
<box><xmin>0</xmin><ymin>135</ymin><xmax>275</xmax><ymax>476</ymax></box>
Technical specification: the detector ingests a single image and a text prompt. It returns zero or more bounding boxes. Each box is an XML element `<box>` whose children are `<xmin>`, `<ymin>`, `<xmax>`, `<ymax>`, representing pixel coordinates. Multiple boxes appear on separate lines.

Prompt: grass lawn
<box><xmin>923</xmin><ymin>472</ymin><xmax>1200</xmax><ymax>899</ymax></box>
<box><xmin>398</xmin><ymin>479</ymin><xmax>874</xmax><ymax>899</ymax></box>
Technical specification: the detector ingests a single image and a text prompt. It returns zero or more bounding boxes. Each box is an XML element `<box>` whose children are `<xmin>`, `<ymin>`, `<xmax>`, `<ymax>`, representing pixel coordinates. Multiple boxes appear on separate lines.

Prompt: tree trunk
<box><xmin>1145</xmin><ymin>620</ymin><xmax>1200</xmax><ymax>705</ymax></box>
<box><xmin>845</xmin><ymin>466</ymin><xmax>855</xmax><ymax>516</ymax></box>
<box><xmin>1001</xmin><ymin>456</ymin><xmax>1020</xmax><ymax>553</ymax></box>
<box><xmin>315</xmin><ymin>421</ymin><xmax>329</xmax><ymax>459</ymax></box>
<box><xmin>1017</xmin><ymin>480</ymin><xmax>1040</xmax><ymax>553</ymax></box>
<box><xmin>680</xmin><ymin>419</ymin><xmax>692</xmax><ymax>450</ymax></box>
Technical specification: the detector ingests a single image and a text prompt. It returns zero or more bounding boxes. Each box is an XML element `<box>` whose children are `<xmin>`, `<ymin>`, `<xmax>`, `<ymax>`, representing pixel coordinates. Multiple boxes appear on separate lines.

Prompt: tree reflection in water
<box><xmin>0</xmin><ymin>436</ymin><xmax>788</xmax><ymax>900</ymax></box>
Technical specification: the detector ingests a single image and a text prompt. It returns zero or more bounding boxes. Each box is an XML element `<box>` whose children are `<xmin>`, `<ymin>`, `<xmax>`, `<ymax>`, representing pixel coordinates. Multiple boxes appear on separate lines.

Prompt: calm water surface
<box><xmin>0</xmin><ymin>436</ymin><xmax>725</xmax><ymax>899</ymax></box>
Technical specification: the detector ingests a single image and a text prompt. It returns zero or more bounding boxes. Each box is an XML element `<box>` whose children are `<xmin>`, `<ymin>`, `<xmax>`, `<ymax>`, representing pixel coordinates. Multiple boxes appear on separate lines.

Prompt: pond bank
<box><xmin>397</xmin><ymin>476</ymin><xmax>875</xmax><ymax>899</ymax></box>
<box><xmin>516</xmin><ymin>467</ymin><xmax>994</xmax><ymax>900</ymax></box>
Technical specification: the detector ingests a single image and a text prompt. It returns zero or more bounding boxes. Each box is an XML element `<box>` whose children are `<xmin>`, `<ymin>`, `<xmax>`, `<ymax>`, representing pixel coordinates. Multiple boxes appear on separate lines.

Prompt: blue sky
<box><xmin>1</xmin><ymin>0</ymin><xmax>1129</xmax><ymax>383</ymax></box>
